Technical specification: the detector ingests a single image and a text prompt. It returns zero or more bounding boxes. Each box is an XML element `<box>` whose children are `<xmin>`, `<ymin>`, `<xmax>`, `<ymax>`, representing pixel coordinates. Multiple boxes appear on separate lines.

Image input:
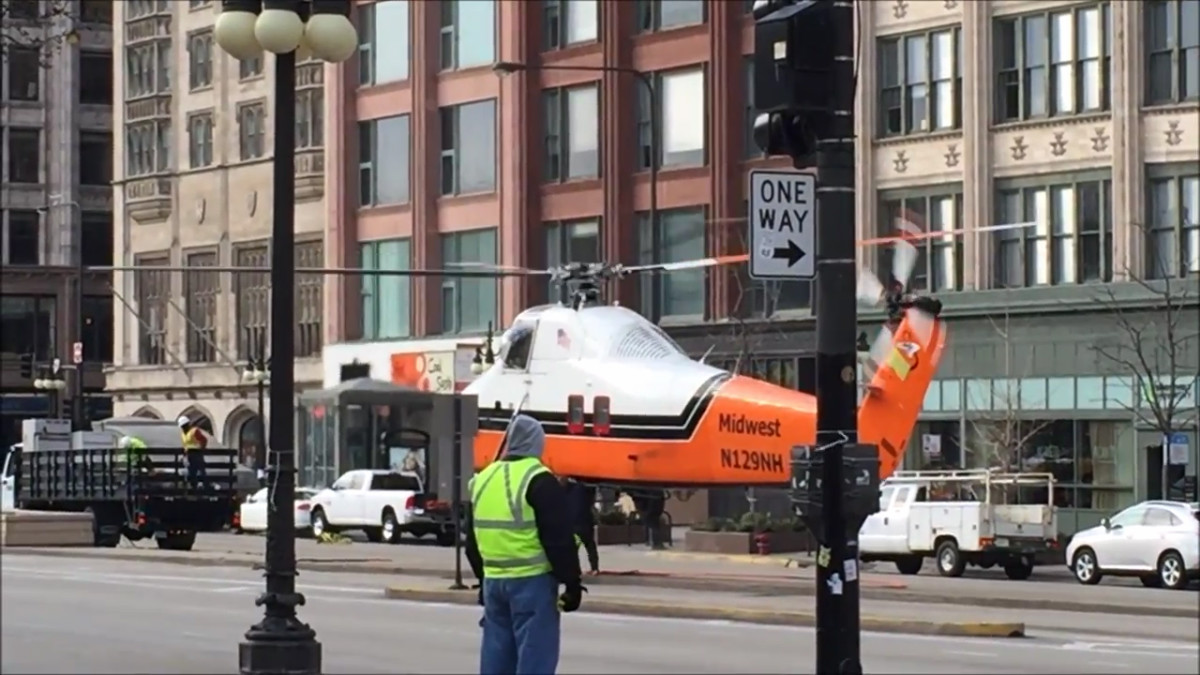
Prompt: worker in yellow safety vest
<box><xmin>117</xmin><ymin>435</ymin><xmax>150</xmax><ymax>473</ymax></box>
<box><xmin>178</xmin><ymin>415</ymin><xmax>209</xmax><ymax>483</ymax></box>
<box><xmin>465</xmin><ymin>414</ymin><xmax>583</xmax><ymax>675</ymax></box>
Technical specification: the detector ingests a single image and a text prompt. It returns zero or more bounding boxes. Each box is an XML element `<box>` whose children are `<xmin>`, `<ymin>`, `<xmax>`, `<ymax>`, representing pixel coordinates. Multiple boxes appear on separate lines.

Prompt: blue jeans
<box><xmin>479</xmin><ymin>573</ymin><xmax>561</xmax><ymax>675</ymax></box>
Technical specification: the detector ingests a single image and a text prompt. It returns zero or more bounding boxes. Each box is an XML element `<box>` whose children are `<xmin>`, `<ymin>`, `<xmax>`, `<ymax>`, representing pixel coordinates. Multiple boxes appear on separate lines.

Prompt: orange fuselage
<box><xmin>474</xmin><ymin>315</ymin><xmax>946</xmax><ymax>487</ymax></box>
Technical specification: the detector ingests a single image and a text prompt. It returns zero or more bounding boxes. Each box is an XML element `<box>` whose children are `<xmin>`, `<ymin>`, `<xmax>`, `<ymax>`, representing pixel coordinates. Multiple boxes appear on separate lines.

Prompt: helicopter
<box><xmin>457</xmin><ymin>233</ymin><xmax>947</xmax><ymax>492</ymax></box>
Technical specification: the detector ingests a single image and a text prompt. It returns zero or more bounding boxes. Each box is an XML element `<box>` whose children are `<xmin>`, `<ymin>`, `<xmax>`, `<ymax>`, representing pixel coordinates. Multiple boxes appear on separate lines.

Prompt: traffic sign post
<box><xmin>748</xmin><ymin>170</ymin><xmax>815</xmax><ymax>280</ymax></box>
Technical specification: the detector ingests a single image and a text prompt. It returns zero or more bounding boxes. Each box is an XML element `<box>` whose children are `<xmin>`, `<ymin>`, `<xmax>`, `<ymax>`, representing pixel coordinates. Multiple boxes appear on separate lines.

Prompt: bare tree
<box><xmin>1091</xmin><ymin>244</ymin><xmax>1199</xmax><ymax>483</ymax></box>
<box><xmin>966</xmin><ymin>310</ymin><xmax>1052</xmax><ymax>472</ymax></box>
<box><xmin>1</xmin><ymin>0</ymin><xmax>80</xmax><ymax>65</ymax></box>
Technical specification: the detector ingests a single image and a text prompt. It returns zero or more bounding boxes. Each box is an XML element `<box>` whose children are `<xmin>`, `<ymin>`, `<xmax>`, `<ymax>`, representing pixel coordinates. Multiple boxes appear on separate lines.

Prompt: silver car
<box><xmin>1066</xmin><ymin>500</ymin><xmax>1200</xmax><ymax>590</ymax></box>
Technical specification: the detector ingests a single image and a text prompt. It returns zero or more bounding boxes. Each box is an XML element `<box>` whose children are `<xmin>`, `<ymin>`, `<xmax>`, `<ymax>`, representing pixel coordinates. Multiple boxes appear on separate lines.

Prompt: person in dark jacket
<box><xmin>465</xmin><ymin>415</ymin><xmax>583</xmax><ymax>675</ymax></box>
<box><xmin>562</xmin><ymin>478</ymin><xmax>600</xmax><ymax>575</ymax></box>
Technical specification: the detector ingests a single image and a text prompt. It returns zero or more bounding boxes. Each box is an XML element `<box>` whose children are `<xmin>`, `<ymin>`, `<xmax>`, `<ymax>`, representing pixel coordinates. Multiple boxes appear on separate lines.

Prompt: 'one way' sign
<box><xmin>748</xmin><ymin>170</ymin><xmax>815</xmax><ymax>280</ymax></box>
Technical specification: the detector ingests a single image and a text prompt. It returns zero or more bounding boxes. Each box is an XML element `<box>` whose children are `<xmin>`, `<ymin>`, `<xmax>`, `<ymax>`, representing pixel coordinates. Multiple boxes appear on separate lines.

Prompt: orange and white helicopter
<box><xmin>460</xmin><ymin>229</ymin><xmax>948</xmax><ymax>490</ymax></box>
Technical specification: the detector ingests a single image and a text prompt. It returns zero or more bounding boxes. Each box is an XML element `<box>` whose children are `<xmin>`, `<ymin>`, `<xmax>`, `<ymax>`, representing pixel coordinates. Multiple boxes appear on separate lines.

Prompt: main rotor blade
<box><xmin>446</xmin><ymin>261</ymin><xmax>551</xmax><ymax>275</ymax></box>
<box><xmin>857</xmin><ymin>222</ymin><xmax>1037</xmax><ymax>247</ymax></box>
<box><xmin>86</xmin><ymin>265</ymin><xmax>545</xmax><ymax>278</ymax></box>
<box><xmin>622</xmin><ymin>253</ymin><xmax>749</xmax><ymax>275</ymax></box>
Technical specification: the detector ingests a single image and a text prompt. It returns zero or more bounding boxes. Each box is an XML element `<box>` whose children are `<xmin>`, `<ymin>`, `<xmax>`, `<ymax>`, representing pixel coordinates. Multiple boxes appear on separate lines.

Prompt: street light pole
<box><xmin>215</xmin><ymin>2</ymin><xmax>357</xmax><ymax>674</ymax></box>
<box><xmin>492</xmin><ymin>61</ymin><xmax>657</xmax><ymax>285</ymax></box>
<box><xmin>41</xmin><ymin>197</ymin><xmax>87</xmax><ymax>432</ymax></box>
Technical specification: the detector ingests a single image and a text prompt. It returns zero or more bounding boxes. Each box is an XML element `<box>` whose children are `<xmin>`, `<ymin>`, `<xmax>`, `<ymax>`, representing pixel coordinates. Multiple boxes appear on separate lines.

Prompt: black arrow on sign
<box><xmin>772</xmin><ymin>240</ymin><xmax>806</xmax><ymax>267</ymax></box>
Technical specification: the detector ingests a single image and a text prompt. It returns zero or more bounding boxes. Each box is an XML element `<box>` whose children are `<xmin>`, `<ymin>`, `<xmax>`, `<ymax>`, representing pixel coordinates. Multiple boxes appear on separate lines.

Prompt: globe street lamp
<box><xmin>214</xmin><ymin>3</ymin><xmax>356</xmax><ymax>674</ymax></box>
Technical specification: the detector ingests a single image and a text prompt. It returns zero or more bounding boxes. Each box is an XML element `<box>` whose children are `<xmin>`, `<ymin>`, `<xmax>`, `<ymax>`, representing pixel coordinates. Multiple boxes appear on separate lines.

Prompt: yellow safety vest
<box><xmin>119</xmin><ymin>437</ymin><xmax>148</xmax><ymax>467</ymax></box>
<box><xmin>182</xmin><ymin>428</ymin><xmax>202</xmax><ymax>452</ymax></box>
<box><xmin>470</xmin><ymin>457</ymin><xmax>553</xmax><ymax>579</ymax></box>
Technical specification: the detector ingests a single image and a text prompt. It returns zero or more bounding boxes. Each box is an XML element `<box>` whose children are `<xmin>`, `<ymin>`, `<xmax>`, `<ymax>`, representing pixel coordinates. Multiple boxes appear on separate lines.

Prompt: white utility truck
<box><xmin>308</xmin><ymin>469</ymin><xmax>425</xmax><ymax>543</ymax></box>
<box><xmin>859</xmin><ymin>469</ymin><xmax>1059</xmax><ymax>580</ymax></box>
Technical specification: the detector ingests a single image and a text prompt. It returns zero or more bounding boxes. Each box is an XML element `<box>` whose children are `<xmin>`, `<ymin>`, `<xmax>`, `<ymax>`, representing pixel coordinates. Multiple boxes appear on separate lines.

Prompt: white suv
<box><xmin>1066</xmin><ymin>500</ymin><xmax>1200</xmax><ymax>590</ymax></box>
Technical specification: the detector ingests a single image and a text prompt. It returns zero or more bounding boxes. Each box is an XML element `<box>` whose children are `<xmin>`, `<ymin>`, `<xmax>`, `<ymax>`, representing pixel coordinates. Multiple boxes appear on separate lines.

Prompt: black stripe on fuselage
<box><xmin>476</xmin><ymin>372</ymin><xmax>732</xmax><ymax>440</ymax></box>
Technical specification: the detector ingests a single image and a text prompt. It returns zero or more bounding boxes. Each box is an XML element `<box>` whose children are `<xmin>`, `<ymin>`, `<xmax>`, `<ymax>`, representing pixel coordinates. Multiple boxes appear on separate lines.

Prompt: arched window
<box><xmin>239</xmin><ymin>416</ymin><xmax>265</xmax><ymax>469</ymax></box>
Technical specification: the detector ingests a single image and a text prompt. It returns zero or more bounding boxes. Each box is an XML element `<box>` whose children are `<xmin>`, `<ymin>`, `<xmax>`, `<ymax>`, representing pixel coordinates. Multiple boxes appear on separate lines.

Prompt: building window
<box><xmin>440</xmin><ymin>99</ymin><xmax>497</xmax><ymax>195</ymax></box>
<box><xmin>80</xmin><ymin>1</ymin><xmax>113</xmax><ymax>24</ymax></box>
<box><xmin>638</xmin><ymin>207</ymin><xmax>706</xmax><ymax>319</ymax></box>
<box><xmin>636</xmin><ymin>66</ymin><xmax>706</xmax><ymax>170</ymax></box>
<box><xmin>79</xmin><ymin>132</ymin><xmax>113</xmax><ymax>186</ymax></box>
<box><xmin>135</xmin><ymin>255</ymin><xmax>170</xmax><ymax>366</ymax></box>
<box><xmin>0</xmin><ymin>296</ymin><xmax>56</xmax><ymax>361</ymax></box>
<box><xmin>239</xmin><ymin>55</ymin><xmax>263</xmax><ymax>80</ymax></box>
<box><xmin>877</xmin><ymin>190</ymin><xmax>965</xmax><ymax>293</ymax></box>
<box><xmin>439</xmin><ymin>0</ymin><xmax>496</xmax><ymax>71</ymax></box>
<box><xmin>7</xmin><ymin>49</ymin><xmax>40</xmax><ymax>101</ymax></box>
<box><xmin>993</xmin><ymin>175</ymin><xmax>1113</xmax><ymax>288</ymax></box>
<box><xmin>296</xmin><ymin>87</ymin><xmax>323</xmax><ymax>149</ymax></box>
<box><xmin>80</xmin><ymin>211</ymin><xmax>113</xmax><ymax>267</ymax></box>
<box><xmin>80</xmin><ymin>52</ymin><xmax>114</xmax><ymax>105</ymax></box>
<box><xmin>1146</xmin><ymin>170</ymin><xmax>1200</xmax><ymax>279</ymax></box>
<box><xmin>187</xmin><ymin>30</ymin><xmax>214</xmax><ymax>90</ymax></box>
<box><xmin>4</xmin><ymin>210</ymin><xmax>41</xmax><ymax>265</ymax></box>
<box><xmin>359</xmin><ymin>114</ymin><xmax>410</xmax><ymax>206</ymax></box>
<box><xmin>744</xmin><ymin>57</ymin><xmax>763</xmax><ymax>159</ymax></box>
<box><xmin>545</xmin><ymin>219</ymin><xmax>601</xmax><ymax>303</ymax></box>
<box><xmin>965</xmin><ymin>418</ymin><xmax>1131</xmax><ymax>511</ymax></box>
<box><xmin>878</xmin><ymin>27</ymin><xmax>963</xmax><ymax>136</ymax></box>
<box><xmin>1146</xmin><ymin>0</ymin><xmax>1200</xmax><ymax>104</ymax></box>
<box><xmin>238</xmin><ymin>103</ymin><xmax>266</xmax><ymax>160</ymax></box>
<box><xmin>188</xmin><ymin>113</ymin><xmax>214</xmax><ymax>168</ymax></box>
<box><xmin>995</xmin><ymin>3</ymin><xmax>1112</xmax><ymax>123</ymax></box>
<box><xmin>184</xmin><ymin>251</ymin><xmax>218</xmax><ymax>363</ymax></box>
<box><xmin>234</xmin><ymin>244</ymin><xmax>269</xmax><ymax>360</ymax></box>
<box><xmin>295</xmin><ymin>240</ymin><xmax>324</xmax><ymax>358</ymax></box>
<box><xmin>8</xmin><ymin>128</ymin><xmax>40</xmax><ymax>184</ymax></box>
<box><xmin>125</xmin><ymin>41</ymin><xmax>172</xmax><ymax>97</ymax></box>
<box><xmin>543</xmin><ymin>84</ymin><xmax>600</xmax><ymax>182</ymax></box>
<box><xmin>360</xmin><ymin>238</ymin><xmax>412</xmax><ymax>340</ymax></box>
<box><xmin>543</xmin><ymin>0</ymin><xmax>599</xmax><ymax>50</ymax></box>
<box><xmin>124</xmin><ymin>121</ymin><xmax>170</xmax><ymax>176</ymax></box>
<box><xmin>635</xmin><ymin>0</ymin><xmax>705</xmax><ymax>33</ymax></box>
<box><xmin>81</xmin><ymin>295</ymin><xmax>114</xmax><ymax>363</ymax></box>
<box><xmin>440</xmin><ymin>229</ymin><xmax>498</xmax><ymax>334</ymax></box>
<box><xmin>358</xmin><ymin>0</ymin><xmax>410</xmax><ymax>86</ymax></box>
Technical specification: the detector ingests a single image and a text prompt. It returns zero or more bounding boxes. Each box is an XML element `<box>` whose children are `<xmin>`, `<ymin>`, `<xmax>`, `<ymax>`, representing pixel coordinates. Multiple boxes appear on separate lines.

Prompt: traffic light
<box><xmin>752</xmin><ymin>0</ymin><xmax>836</xmax><ymax>159</ymax></box>
<box><xmin>19</xmin><ymin>353</ymin><xmax>34</xmax><ymax>379</ymax></box>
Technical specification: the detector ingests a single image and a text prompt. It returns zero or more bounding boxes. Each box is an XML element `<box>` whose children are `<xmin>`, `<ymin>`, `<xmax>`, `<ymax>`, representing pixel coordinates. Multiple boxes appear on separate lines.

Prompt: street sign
<box><xmin>1164</xmin><ymin>432</ymin><xmax>1189</xmax><ymax>466</ymax></box>
<box><xmin>72</xmin><ymin>341</ymin><xmax>83</xmax><ymax>365</ymax></box>
<box><xmin>749</xmin><ymin>169</ymin><xmax>815</xmax><ymax>280</ymax></box>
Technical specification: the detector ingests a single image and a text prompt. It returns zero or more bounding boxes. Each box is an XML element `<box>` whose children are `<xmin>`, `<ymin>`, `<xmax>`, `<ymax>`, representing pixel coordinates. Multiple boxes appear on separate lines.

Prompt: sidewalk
<box><xmin>378</xmin><ymin>572</ymin><xmax>1026</xmax><ymax>638</ymax></box>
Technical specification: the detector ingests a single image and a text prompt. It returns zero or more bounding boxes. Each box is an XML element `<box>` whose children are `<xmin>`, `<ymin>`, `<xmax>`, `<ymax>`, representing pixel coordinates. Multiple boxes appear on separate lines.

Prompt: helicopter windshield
<box><xmin>499</xmin><ymin>322</ymin><xmax>535</xmax><ymax>369</ymax></box>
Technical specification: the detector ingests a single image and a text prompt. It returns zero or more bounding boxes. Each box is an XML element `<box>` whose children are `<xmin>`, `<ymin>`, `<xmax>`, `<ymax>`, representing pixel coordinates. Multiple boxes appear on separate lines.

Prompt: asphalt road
<box><xmin>2</xmin><ymin>555</ymin><xmax>1197</xmax><ymax>674</ymax></box>
<box><xmin>186</xmin><ymin>533</ymin><xmax>1195</xmax><ymax>611</ymax></box>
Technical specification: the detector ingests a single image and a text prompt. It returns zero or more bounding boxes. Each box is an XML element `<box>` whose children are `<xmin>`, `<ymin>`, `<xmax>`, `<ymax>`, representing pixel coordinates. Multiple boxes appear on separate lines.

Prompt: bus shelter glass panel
<box><xmin>298</xmin><ymin>402</ymin><xmax>337</xmax><ymax>489</ymax></box>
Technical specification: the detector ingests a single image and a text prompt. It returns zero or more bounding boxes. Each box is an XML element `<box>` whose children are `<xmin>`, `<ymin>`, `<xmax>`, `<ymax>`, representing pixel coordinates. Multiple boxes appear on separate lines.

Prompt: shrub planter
<box><xmin>595</xmin><ymin>523</ymin><xmax>672</xmax><ymax>546</ymax></box>
<box><xmin>684</xmin><ymin>530</ymin><xmax>814</xmax><ymax>555</ymax></box>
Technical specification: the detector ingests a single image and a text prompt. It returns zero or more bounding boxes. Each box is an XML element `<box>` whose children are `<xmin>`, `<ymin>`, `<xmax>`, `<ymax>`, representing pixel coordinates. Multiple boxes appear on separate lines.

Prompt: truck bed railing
<box><xmin>14</xmin><ymin>447</ymin><xmax>238</xmax><ymax>502</ymax></box>
<box><xmin>887</xmin><ymin>469</ymin><xmax>1057</xmax><ymax>507</ymax></box>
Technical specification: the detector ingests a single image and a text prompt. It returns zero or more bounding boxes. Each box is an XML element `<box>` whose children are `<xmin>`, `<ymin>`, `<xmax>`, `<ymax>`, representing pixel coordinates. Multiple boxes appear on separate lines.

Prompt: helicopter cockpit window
<box><xmin>501</xmin><ymin>324</ymin><xmax>535</xmax><ymax>370</ymax></box>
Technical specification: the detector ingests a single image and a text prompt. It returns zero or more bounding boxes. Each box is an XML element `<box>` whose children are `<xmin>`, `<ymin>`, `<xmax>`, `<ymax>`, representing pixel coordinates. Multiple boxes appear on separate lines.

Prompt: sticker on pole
<box><xmin>72</xmin><ymin>341</ymin><xmax>84</xmax><ymax>365</ymax></box>
<box><xmin>748</xmin><ymin>170</ymin><xmax>815</xmax><ymax>280</ymax></box>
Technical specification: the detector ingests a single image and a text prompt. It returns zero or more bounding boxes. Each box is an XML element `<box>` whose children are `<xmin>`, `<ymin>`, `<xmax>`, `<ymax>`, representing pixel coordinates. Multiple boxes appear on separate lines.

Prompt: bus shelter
<box><xmin>296</xmin><ymin>378</ymin><xmax>478</xmax><ymax>499</ymax></box>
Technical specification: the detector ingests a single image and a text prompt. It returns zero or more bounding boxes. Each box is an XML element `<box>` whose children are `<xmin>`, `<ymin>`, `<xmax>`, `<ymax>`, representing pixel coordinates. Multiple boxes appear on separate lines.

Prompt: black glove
<box><xmin>558</xmin><ymin>583</ymin><xmax>587</xmax><ymax>613</ymax></box>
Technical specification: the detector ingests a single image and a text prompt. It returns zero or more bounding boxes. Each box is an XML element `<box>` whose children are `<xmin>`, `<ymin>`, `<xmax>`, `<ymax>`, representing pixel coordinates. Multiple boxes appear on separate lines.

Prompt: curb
<box><xmin>380</xmin><ymin>586</ymin><xmax>1026</xmax><ymax>638</ymax></box>
<box><xmin>645</xmin><ymin>550</ymin><xmax>812</xmax><ymax>568</ymax></box>
<box><xmin>6</xmin><ymin>547</ymin><xmax>1195</xmax><ymax>620</ymax></box>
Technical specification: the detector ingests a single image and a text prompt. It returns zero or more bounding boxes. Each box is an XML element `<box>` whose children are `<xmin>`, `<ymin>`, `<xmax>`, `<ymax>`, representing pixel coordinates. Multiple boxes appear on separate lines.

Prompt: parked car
<box><xmin>1066</xmin><ymin>500</ymin><xmax>1200</xmax><ymax>590</ymax></box>
<box><xmin>308</xmin><ymin>470</ymin><xmax>423</xmax><ymax>543</ymax></box>
<box><xmin>237</xmin><ymin>487</ymin><xmax>321</xmax><ymax>535</ymax></box>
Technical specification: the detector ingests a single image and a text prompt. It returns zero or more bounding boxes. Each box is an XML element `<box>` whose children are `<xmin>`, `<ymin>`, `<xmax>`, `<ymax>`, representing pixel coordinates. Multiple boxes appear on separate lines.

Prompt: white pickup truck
<box><xmin>859</xmin><ymin>469</ymin><xmax>1059</xmax><ymax>580</ymax></box>
<box><xmin>308</xmin><ymin>469</ymin><xmax>424</xmax><ymax>544</ymax></box>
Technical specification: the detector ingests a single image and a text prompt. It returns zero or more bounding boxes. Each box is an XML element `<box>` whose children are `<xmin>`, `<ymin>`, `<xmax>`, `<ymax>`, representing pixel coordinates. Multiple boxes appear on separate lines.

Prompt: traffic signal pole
<box><xmin>812</xmin><ymin>2</ymin><xmax>862</xmax><ymax>672</ymax></box>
